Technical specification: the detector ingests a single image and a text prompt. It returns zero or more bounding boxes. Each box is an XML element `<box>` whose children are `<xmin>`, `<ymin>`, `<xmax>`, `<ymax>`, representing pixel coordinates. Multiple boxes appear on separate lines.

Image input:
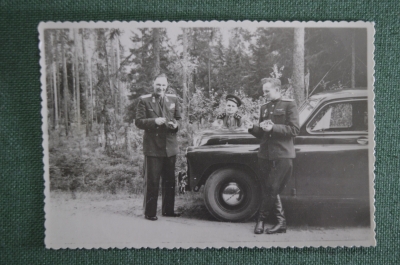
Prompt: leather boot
<box><xmin>266</xmin><ymin>195</ymin><xmax>287</xmax><ymax>234</ymax></box>
<box><xmin>254</xmin><ymin>219</ymin><xmax>264</xmax><ymax>234</ymax></box>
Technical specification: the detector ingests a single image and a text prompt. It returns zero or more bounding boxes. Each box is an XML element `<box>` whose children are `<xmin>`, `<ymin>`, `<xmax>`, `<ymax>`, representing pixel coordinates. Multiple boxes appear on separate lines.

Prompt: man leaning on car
<box><xmin>245</xmin><ymin>78</ymin><xmax>300</xmax><ymax>235</ymax></box>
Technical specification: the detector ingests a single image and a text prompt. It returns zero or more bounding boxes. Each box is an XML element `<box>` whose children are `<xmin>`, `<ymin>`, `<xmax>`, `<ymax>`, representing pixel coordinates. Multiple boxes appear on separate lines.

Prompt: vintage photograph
<box><xmin>39</xmin><ymin>21</ymin><xmax>375</xmax><ymax>249</ymax></box>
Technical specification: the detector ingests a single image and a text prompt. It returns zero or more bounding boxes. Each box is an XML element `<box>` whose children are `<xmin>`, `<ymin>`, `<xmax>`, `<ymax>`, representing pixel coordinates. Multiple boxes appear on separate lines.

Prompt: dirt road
<box><xmin>45</xmin><ymin>192</ymin><xmax>374</xmax><ymax>249</ymax></box>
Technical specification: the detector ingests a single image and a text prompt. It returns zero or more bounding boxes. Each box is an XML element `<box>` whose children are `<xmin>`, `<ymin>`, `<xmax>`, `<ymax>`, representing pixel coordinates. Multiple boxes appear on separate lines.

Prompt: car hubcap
<box><xmin>221</xmin><ymin>182</ymin><xmax>244</xmax><ymax>206</ymax></box>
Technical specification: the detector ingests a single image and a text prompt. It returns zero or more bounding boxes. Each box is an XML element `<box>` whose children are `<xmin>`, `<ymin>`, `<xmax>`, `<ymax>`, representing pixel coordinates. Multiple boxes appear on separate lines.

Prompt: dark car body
<box><xmin>186</xmin><ymin>89</ymin><xmax>372</xmax><ymax>225</ymax></box>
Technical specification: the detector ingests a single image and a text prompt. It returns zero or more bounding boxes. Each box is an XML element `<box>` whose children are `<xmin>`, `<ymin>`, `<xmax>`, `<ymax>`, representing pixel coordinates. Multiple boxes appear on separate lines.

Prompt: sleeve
<box><xmin>168</xmin><ymin>97</ymin><xmax>181</xmax><ymax>133</ymax></box>
<box><xmin>248</xmin><ymin>107</ymin><xmax>264</xmax><ymax>139</ymax></box>
<box><xmin>174</xmin><ymin>97</ymin><xmax>182</xmax><ymax>121</ymax></box>
<box><xmin>237</xmin><ymin>117</ymin><xmax>242</xmax><ymax>127</ymax></box>
<box><xmin>271</xmin><ymin>101</ymin><xmax>300</xmax><ymax>137</ymax></box>
<box><xmin>134</xmin><ymin>98</ymin><xmax>158</xmax><ymax>130</ymax></box>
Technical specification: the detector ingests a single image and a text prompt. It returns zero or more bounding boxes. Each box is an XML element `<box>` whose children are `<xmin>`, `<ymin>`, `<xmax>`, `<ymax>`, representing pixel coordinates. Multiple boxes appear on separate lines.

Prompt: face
<box><xmin>225</xmin><ymin>101</ymin><xmax>238</xmax><ymax>115</ymax></box>
<box><xmin>153</xmin><ymin>77</ymin><xmax>168</xmax><ymax>97</ymax></box>
<box><xmin>262</xmin><ymin>82</ymin><xmax>281</xmax><ymax>101</ymax></box>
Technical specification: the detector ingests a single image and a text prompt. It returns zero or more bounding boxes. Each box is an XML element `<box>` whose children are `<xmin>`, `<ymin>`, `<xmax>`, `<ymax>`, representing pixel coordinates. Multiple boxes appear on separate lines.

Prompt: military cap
<box><xmin>226</xmin><ymin>94</ymin><xmax>242</xmax><ymax>107</ymax></box>
<box><xmin>261</xmin><ymin>78</ymin><xmax>281</xmax><ymax>87</ymax></box>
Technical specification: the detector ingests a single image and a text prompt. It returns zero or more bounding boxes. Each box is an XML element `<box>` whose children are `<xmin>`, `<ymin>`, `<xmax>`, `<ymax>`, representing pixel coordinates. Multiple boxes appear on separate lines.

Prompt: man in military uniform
<box><xmin>245</xmin><ymin>78</ymin><xmax>299</xmax><ymax>234</ymax></box>
<box><xmin>214</xmin><ymin>94</ymin><xmax>243</xmax><ymax>129</ymax></box>
<box><xmin>135</xmin><ymin>73</ymin><xmax>182</xmax><ymax>221</ymax></box>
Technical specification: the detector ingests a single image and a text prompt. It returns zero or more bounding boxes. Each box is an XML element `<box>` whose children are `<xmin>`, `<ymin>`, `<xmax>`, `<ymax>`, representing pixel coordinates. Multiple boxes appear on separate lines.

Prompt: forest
<box><xmin>43</xmin><ymin>26</ymin><xmax>367</xmax><ymax>194</ymax></box>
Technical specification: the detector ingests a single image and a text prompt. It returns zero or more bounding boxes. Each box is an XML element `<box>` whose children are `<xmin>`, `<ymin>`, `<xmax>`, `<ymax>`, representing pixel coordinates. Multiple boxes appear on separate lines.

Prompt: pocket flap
<box><xmin>274</xmin><ymin>109</ymin><xmax>285</xmax><ymax>115</ymax></box>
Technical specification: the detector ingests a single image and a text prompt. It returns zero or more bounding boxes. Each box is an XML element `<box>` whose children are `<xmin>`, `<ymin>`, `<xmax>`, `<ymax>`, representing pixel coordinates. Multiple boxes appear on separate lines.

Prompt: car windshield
<box><xmin>299</xmin><ymin>98</ymin><xmax>322</xmax><ymax>127</ymax></box>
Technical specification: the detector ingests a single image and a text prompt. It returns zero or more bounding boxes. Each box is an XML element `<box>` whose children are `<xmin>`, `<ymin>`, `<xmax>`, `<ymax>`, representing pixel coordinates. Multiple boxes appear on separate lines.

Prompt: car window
<box><xmin>299</xmin><ymin>98</ymin><xmax>321</xmax><ymax>127</ymax></box>
<box><xmin>307</xmin><ymin>101</ymin><xmax>367</xmax><ymax>133</ymax></box>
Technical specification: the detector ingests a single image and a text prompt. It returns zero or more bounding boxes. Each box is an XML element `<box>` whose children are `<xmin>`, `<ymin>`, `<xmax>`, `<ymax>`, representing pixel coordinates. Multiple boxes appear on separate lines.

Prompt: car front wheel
<box><xmin>204</xmin><ymin>168</ymin><xmax>260</xmax><ymax>222</ymax></box>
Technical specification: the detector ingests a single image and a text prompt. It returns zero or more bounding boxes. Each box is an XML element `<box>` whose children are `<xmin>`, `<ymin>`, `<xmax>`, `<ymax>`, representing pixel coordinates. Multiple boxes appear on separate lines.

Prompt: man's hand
<box><xmin>262</xmin><ymin>124</ymin><xmax>274</xmax><ymax>132</ymax></box>
<box><xmin>155</xmin><ymin>117</ymin><xmax>166</xmax><ymax>125</ymax></box>
<box><xmin>244</xmin><ymin>120</ymin><xmax>254</xmax><ymax>130</ymax></box>
<box><xmin>212</xmin><ymin>119</ymin><xmax>223</xmax><ymax>128</ymax></box>
<box><xmin>260</xmin><ymin>120</ymin><xmax>274</xmax><ymax>132</ymax></box>
<box><xmin>168</xmin><ymin>121</ymin><xmax>178</xmax><ymax>129</ymax></box>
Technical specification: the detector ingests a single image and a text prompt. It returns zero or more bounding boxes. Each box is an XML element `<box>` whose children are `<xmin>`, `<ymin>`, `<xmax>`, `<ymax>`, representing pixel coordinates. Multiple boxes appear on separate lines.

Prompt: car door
<box><xmin>293</xmin><ymin>98</ymin><xmax>369</xmax><ymax>205</ymax></box>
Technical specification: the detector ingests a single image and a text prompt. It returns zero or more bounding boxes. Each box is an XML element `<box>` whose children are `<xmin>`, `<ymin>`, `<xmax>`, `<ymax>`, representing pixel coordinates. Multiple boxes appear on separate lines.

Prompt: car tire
<box><xmin>204</xmin><ymin>168</ymin><xmax>261</xmax><ymax>222</ymax></box>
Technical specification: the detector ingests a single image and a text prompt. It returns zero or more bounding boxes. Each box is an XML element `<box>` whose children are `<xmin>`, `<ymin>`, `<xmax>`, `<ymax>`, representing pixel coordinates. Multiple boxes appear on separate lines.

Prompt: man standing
<box><xmin>135</xmin><ymin>73</ymin><xmax>182</xmax><ymax>221</ymax></box>
<box><xmin>245</xmin><ymin>78</ymin><xmax>299</xmax><ymax>234</ymax></box>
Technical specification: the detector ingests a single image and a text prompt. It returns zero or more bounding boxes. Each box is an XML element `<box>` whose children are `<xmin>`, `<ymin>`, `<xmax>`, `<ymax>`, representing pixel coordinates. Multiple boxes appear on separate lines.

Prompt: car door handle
<box><xmin>357</xmin><ymin>137</ymin><xmax>368</xmax><ymax>145</ymax></box>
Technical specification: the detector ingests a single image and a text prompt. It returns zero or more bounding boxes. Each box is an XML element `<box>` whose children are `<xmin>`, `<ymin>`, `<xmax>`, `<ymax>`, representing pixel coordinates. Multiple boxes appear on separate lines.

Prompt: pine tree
<box><xmin>61</xmin><ymin>29</ymin><xmax>70</xmax><ymax>136</ymax></box>
<box><xmin>125</xmin><ymin>28</ymin><xmax>171</xmax><ymax>122</ymax></box>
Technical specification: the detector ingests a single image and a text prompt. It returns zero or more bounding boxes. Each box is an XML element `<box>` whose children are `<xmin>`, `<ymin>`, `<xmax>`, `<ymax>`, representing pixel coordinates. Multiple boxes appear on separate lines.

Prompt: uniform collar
<box><xmin>152</xmin><ymin>93</ymin><xmax>164</xmax><ymax>100</ymax></box>
<box><xmin>271</xmin><ymin>96</ymin><xmax>282</xmax><ymax>103</ymax></box>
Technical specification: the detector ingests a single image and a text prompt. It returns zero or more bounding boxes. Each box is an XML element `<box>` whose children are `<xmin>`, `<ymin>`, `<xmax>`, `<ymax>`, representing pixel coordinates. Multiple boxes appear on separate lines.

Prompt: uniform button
<box><xmin>156</xmin><ymin>134</ymin><xmax>158</xmax><ymax>136</ymax></box>
<box><xmin>270</xmin><ymin>112</ymin><xmax>273</xmax><ymax>114</ymax></box>
<box><xmin>272</xmin><ymin>105</ymin><xmax>274</xmax><ymax>107</ymax></box>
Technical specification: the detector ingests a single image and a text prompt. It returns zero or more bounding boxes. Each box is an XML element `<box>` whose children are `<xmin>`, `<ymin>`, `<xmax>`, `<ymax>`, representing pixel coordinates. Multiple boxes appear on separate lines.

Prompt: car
<box><xmin>185</xmin><ymin>88</ymin><xmax>371</xmax><ymax>224</ymax></box>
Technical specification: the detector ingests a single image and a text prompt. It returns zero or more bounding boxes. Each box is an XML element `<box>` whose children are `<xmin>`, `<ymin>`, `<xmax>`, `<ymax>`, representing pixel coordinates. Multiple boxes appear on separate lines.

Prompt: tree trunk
<box><xmin>182</xmin><ymin>28</ymin><xmax>188</xmax><ymax>119</ymax></box>
<box><xmin>81</xmin><ymin>29</ymin><xmax>90</xmax><ymax>136</ymax></box>
<box><xmin>51</xmin><ymin>30</ymin><xmax>59</xmax><ymax>130</ymax></box>
<box><xmin>99</xmin><ymin>29</ymin><xmax>112</xmax><ymax>155</ymax></box>
<box><xmin>110</xmin><ymin>37</ymin><xmax>117</xmax><ymax>114</ymax></box>
<box><xmin>124</xmin><ymin>125</ymin><xmax>129</xmax><ymax>154</ymax></box>
<box><xmin>74</xmin><ymin>28</ymin><xmax>81</xmax><ymax>132</ymax></box>
<box><xmin>192</xmin><ymin>29</ymin><xmax>197</xmax><ymax>91</ymax></box>
<box><xmin>292</xmin><ymin>27</ymin><xmax>305</xmax><ymax>107</ymax></box>
<box><xmin>88</xmin><ymin>30</ymin><xmax>94</xmax><ymax>129</ymax></box>
<box><xmin>61</xmin><ymin>30</ymin><xmax>69</xmax><ymax>136</ymax></box>
<box><xmin>104</xmin><ymin>34</ymin><xmax>112</xmax><ymax>99</ymax></box>
<box><xmin>152</xmin><ymin>28</ymin><xmax>160</xmax><ymax>78</ymax></box>
<box><xmin>351</xmin><ymin>29</ymin><xmax>356</xmax><ymax>88</ymax></box>
<box><xmin>94</xmin><ymin>54</ymin><xmax>98</xmax><ymax>125</ymax></box>
<box><xmin>304</xmin><ymin>68</ymin><xmax>310</xmax><ymax>99</ymax></box>
<box><xmin>208</xmin><ymin>29</ymin><xmax>212</xmax><ymax>96</ymax></box>
<box><xmin>52</xmin><ymin>61</ymin><xmax>58</xmax><ymax>129</ymax></box>
<box><xmin>89</xmin><ymin>55</ymin><xmax>94</xmax><ymax>129</ymax></box>
<box><xmin>47</xmin><ymin>74</ymin><xmax>54</xmax><ymax>130</ymax></box>
<box><xmin>72</xmin><ymin>63</ymin><xmax>77</xmax><ymax>126</ymax></box>
<box><xmin>116</xmin><ymin>38</ymin><xmax>122</xmax><ymax>115</ymax></box>
<box><xmin>55</xmin><ymin>31</ymin><xmax>61</xmax><ymax>126</ymax></box>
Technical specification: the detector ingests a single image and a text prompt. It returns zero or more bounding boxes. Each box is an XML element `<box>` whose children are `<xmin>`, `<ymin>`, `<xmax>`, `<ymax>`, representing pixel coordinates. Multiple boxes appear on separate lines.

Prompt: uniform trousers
<box><xmin>258</xmin><ymin>158</ymin><xmax>293</xmax><ymax>220</ymax></box>
<box><xmin>143</xmin><ymin>155</ymin><xmax>176</xmax><ymax>217</ymax></box>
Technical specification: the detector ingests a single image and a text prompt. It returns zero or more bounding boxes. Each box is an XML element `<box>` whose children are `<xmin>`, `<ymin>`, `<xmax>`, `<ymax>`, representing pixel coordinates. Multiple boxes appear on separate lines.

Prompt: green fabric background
<box><xmin>0</xmin><ymin>0</ymin><xmax>399</xmax><ymax>264</ymax></box>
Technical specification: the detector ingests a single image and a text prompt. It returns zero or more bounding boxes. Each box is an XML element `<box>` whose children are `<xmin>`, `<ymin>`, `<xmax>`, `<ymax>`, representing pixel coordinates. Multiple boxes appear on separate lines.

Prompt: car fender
<box><xmin>186</xmin><ymin>144</ymin><xmax>259</xmax><ymax>190</ymax></box>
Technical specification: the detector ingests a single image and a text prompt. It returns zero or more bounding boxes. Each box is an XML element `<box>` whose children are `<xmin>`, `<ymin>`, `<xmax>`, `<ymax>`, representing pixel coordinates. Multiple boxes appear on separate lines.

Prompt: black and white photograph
<box><xmin>39</xmin><ymin>20</ymin><xmax>376</xmax><ymax>249</ymax></box>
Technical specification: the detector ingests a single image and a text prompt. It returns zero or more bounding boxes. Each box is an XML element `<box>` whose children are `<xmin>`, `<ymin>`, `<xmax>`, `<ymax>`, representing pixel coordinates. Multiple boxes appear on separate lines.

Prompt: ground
<box><xmin>45</xmin><ymin>191</ymin><xmax>374</xmax><ymax>249</ymax></box>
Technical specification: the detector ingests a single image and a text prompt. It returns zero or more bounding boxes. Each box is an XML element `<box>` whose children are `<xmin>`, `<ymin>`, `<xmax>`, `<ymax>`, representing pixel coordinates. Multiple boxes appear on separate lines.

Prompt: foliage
<box><xmin>188</xmin><ymin>88</ymin><xmax>218</xmax><ymax>123</ymax></box>
<box><xmin>49</xmin><ymin>125</ymin><xmax>144</xmax><ymax>194</ymax></box>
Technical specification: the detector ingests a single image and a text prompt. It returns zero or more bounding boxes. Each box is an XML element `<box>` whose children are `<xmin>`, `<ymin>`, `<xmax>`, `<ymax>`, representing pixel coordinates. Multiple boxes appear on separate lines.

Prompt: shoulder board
<box><xmin>140</xmin><ymin>94</ymin><xmax>152</xmax><ymax>99</ymax></box>
<box><xmin>217</xmin><ymin>113</ymin><xmax>226</xmax><ymax>119</ymax></box>
<box><xmin>261</xmin><ymin>101</ymin><xmax>270</xmax><ymax>106</ymax></box>
<box><xmin>234</xmin><ymin>113</ymin><xmax>242</xmax><ymax>119</ymax></box>
<box><xmin>281</xmin><ymin>98</ymin><xmax>294</xmax><ymax>102</ymax></box>
<box><xmin>166</xmin><ymin>94</ymin><xmax>177</xmax><ymax>97</ymax></box>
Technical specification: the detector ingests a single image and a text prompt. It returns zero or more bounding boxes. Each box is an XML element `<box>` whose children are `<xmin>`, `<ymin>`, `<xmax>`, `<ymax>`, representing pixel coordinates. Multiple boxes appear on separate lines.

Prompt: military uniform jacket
<box><xmin>135</xmin><ymin>93</ymin><xmax>182</xmax><ymax>157</ymax></box>
<box><xmin>249</xmin><ymin>98</ymin><xmax>299</xmax><ymax>160</ymax></box>
<box><xmin>217</xmin><ymin>113</ymin><xmax>243</xmax><ymax>129</ymax></box>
